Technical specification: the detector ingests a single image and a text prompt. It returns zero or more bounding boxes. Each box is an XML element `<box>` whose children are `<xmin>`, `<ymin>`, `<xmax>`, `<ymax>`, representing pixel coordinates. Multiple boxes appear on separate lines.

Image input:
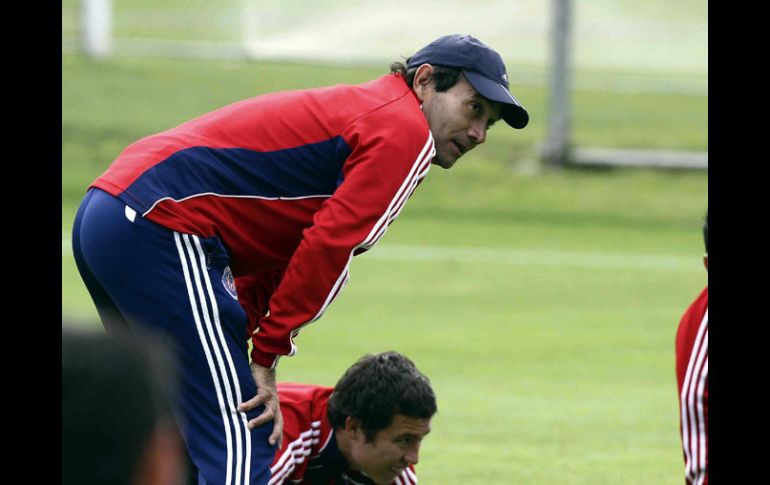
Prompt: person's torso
<box><xmin>91</xmin><ymin>74</ymin><xmax>426</xmax><ymax>276</ymax></box>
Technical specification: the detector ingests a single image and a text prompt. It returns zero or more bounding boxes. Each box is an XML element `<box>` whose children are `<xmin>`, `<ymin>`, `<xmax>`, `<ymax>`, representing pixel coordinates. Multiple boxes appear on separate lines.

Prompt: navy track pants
<box><xmin>72</xmin><ymin>188</ymin><xmax>275</xmax><ymax>485</ymax></box>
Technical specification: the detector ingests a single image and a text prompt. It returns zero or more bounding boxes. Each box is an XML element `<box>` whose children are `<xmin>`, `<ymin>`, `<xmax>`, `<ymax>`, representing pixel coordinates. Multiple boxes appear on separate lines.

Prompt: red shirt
<box><xmin>675</xmin><ymin>287</ymin><xmax>708</xmax><ymax>485</ymax></box>
<box><xmin>272</xmin><ymin>383</ymin><xmax>417</xmax><ymax>485</ymax></box>
<box><xmin>91</xmin><ymin>74</ymin><xmax>434</xmax><ymax>368</ymax></box>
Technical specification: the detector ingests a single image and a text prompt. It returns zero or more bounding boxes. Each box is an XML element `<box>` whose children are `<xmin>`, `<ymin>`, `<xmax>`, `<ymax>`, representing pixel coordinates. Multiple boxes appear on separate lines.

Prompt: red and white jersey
<box><xmin>271</xmin><ymin>383</ymin><xmax>418</xmax><ymax>485</ymax></box>
<box><xmin>675</xmin><ymin>286</ymin><xmax>708</xmax><ymax>485</ymax></box>
<box><xmin>90</xmin><ymin>74</ymin><xmax>434</xmax><ymax>368</ymax></box>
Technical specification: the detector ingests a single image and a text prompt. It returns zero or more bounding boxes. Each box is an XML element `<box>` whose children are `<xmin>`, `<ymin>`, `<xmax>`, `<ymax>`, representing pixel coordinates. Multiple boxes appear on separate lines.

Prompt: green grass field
<box><xmin>62</xmin><ymin>53</ymin><xmax>707</xmax><ymax>483</ymax></box>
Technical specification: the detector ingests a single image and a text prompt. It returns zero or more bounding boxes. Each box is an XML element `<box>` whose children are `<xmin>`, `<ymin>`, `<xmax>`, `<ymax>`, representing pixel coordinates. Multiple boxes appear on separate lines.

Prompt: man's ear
<box><xmin>344</xmin><ymin>416</ymin><xmax>363</xmax><ymax>438</ymax></box>
<box><xmin>412</xmin><ymin>64</ymin><xmax>435</xmax><ymax>102</ymax></box>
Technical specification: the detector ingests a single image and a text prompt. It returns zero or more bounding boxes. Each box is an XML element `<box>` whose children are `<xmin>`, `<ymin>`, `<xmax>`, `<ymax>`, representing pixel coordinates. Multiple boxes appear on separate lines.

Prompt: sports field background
<box><xmin>62</xmin><ymin>0</ymin><xmax>707</xmax><ymax>95</ymax></box>
<box><xmin>62</xmin><ymin>2</ymin><xmax>707</xmax><ymax>483</ymax></box>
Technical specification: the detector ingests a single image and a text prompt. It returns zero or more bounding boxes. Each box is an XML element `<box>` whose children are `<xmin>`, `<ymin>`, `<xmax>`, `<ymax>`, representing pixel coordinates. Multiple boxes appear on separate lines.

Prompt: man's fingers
<box><xmin>237</xmin><ymin>391</ymin><xmax>268</xmax><ymax>412</ymax></box>
<box><xmin>246</xmin><ymin>405</ymin><xmax>275</xmax><ymax>430</ymax></box>
<box><xmin>268</xmin><ymin>408</ymin><xmax>284</xmax><ymax>448</ymax></box>
<box><xmin>243</xmin><ymin>363</ymin><xmax>282</xmax><ymax>438</ymax></box>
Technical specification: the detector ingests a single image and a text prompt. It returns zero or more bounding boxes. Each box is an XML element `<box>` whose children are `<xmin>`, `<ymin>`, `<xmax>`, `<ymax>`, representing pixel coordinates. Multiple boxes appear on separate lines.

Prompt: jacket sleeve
<box><xmin>269</xmin><ymin>385</ymin><xmax>311</xmax><ymax>484</ymax></box>
<box><xmin>249</xmin><ymin>105</ymin><xmax>435</xmax><ymax>368</ymax></box>
<box><xmin>393</xmin><ymin>464</ymin><xmax>418</xmax><ymax>485</ymax></box>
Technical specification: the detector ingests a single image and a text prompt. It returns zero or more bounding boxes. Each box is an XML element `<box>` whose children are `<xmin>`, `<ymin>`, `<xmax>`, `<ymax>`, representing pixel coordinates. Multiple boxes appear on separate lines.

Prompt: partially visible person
<box><xmin>270</xmin><ymin>351</ymin><xmax>436</xmax><ymax>485</ymax></box>
<box><xmin>62</xmin><ymin>325</ymin><xmax>186</xmax><ymax>485</ymax></box>
<box><xmin>675</xmin><ymin>211</ymin><xmax>708</xmax><ymax>485</ymax></box>
<box><xmin>71</xmin><ymin>33</ymin><xmax>527</xmax><ymax>484</ymax></box>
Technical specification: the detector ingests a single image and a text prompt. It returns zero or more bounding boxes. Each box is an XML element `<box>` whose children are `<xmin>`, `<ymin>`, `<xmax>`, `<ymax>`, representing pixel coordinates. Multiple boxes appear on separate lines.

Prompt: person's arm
<box><xmin>676</xmin><ymin>289</ymin><xmax>708</xmax><ymax>485</ymax></box>
<box><xmin>261</xmin><ymin>384</ymin><xmax>330</xmax><ymax>485</ymax></box>
<box><xmin>233</xmin><ymin>270</ymin><xmax>285</xmax><ymax>445</ymax></box>
<box><xmin>392</xmin><ymin>465</ymin><xmax>418</xmax><ymax>485</ymax></box>
<box><xmin>249</xmin><ymin>107</ymin><xmax>434</xmax><ymax>371</ymax></box>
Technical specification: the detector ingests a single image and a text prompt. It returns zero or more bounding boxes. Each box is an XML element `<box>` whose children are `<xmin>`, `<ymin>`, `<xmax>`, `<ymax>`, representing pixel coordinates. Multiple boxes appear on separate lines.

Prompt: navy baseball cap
<box><xmin>407</xmin><ymin>34</ymin><xmax>529</xmax><ymax>129</ymax></box>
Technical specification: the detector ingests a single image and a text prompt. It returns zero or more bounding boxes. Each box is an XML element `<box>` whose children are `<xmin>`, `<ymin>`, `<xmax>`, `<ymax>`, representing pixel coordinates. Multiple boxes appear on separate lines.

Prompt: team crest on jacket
<box><xmin>222</xmin><ymin>266</ymin><xmax>238</xmax><ymax>300</ymax></box>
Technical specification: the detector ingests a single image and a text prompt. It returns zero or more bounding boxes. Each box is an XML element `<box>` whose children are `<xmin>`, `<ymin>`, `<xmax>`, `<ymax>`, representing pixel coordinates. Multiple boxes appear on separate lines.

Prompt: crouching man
<box><xmin>271</xmin><ymin>351</ymin><xmax>437</xmax><ymax>485</ymax></box>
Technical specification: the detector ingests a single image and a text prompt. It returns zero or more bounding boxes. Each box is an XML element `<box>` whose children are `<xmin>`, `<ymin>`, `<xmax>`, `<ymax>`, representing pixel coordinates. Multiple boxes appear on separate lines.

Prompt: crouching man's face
<box><xmin>345</xmin><ymin>414</ymin><xmax>432</xmax><ymax>484</ymax></box>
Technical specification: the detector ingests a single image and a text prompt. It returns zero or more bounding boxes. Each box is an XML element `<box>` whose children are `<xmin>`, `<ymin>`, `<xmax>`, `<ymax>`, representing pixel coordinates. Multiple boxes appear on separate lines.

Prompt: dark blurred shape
<box><xmin>62</xmin><ymin>324</ymin><xmax>185</xmax><ymax>485</ymax></box>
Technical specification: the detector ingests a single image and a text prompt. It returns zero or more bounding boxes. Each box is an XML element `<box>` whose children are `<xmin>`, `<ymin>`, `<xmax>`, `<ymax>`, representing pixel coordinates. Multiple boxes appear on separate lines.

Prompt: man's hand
<box><xmin>237</xmin><ymin>362</ymin><xmax>283</xmax><ymax>449</ymax></box>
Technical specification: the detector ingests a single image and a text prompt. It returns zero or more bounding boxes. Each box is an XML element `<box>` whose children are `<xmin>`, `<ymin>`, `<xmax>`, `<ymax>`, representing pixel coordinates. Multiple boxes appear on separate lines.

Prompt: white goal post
<box><xmin>81</xmin><ymin>0</ymin><xmax>112</xmax><ymax>58</ymax></box>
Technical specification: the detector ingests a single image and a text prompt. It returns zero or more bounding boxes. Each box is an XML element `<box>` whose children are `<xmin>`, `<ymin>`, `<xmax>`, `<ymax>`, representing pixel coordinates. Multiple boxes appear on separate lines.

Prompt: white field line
<box><xmin>62</xmin><ymin>233</ymin><xmax>697</xmax><ymax>272</ymax></box>
<box><xmin>364</xmin><ymin>245</ymin><xmax>698</xmax><ymax>272</ymax></box>
<box><xmin>63</xmin><ymin>233</ymin><xmax>72</xmax><ymax>256</ymax></box>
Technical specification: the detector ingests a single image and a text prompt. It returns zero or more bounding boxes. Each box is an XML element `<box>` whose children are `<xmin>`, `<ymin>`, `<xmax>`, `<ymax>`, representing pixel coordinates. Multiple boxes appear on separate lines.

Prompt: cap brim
<box><xmin>463</xmin><ymin>70</ymin><xmax>529</xmax><ymax>129</ymax></box>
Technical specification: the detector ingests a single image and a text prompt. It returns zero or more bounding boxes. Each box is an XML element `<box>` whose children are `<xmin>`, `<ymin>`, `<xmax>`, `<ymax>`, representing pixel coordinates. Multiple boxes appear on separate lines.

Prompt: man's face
<box><xmin>347</xmin><ymin>414</ymin><xmax>432</xmax><ymax>485</ymax></box>
<box><xmin>418</xmin><ymin>71</ymin><xmax>504</xmax><ymax>169</ymax></box>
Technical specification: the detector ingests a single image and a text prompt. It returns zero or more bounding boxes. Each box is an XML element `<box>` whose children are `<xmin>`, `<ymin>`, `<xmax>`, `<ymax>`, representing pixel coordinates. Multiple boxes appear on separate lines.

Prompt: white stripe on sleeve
<box><xmin>269</xmin><ymin>424</ymin><xmax>320</xmax><ymax>485</ymax></box>
<box><xmin>311</xmin><ymin>134</ymin><xmax>434</xmax><ymax>323</ymax></box>
<box><xmin>680</xmin><ymin>309</ymin><xmax>708</xmax><ymax>484</ymax></box>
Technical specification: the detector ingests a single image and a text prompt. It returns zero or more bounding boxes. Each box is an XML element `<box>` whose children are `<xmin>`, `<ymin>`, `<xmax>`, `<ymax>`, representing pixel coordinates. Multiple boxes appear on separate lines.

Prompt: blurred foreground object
<box><xmin>62</xmin><ymin>325</ymin><xmax>185</xmax><ymax>485</ymax></box>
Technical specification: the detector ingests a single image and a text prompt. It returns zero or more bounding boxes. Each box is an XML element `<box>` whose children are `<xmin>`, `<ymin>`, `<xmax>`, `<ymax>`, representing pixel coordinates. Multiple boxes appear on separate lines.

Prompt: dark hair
<box><xmin>703</xmin><ymin>210</ymin><xmax>708</xmax><ymax>254</ymax></box>
<box><xmin>327</xmin><ymin>351</ymin><xmax>437</xmax><ymax>442</ymax></box>
<box><xmin>62</xmin><ymin>326</ymin><xmax>177</xmax><ymax>485</ymax></box>
<box><xmin>390</xmin><ymin>60</ymin><xmax>462</xmax><ymax>93</ymax></box>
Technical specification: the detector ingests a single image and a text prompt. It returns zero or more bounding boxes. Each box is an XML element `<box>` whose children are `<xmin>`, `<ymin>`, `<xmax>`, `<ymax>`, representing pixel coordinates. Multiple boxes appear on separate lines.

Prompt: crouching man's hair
<box><xmin>327</xmin><ymin>351</ymin><xmax>437</xmax><ymax>442</ymax></box>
